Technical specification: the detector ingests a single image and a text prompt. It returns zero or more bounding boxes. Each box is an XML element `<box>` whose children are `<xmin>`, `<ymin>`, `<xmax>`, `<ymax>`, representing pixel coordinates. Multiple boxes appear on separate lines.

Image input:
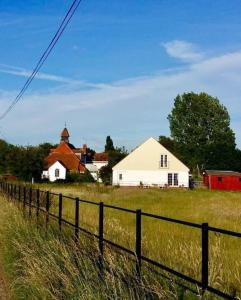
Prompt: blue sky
<box><xmin>1</xmin><ymin>0</ymin><xmax>241</xmax><ymax>151</ymax></box>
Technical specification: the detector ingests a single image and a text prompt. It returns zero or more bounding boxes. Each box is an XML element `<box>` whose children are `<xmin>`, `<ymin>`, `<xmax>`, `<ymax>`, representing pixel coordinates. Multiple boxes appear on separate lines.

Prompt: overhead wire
<box><xmin>0</xmin><ymin>0</ymin><xmax>83</xmax><ymax>120</ymax></box>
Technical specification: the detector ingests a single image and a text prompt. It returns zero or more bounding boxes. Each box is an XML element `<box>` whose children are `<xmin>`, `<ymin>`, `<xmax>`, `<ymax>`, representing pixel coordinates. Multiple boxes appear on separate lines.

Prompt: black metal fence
<box><xmin>0</xmin><ymin>181</ymin><xmax>240</xmax><ymax>300</ymax></box>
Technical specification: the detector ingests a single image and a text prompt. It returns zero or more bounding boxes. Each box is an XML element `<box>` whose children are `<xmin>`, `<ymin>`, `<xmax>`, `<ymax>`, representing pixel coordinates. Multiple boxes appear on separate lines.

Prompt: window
<box><xmin>218</xmin><ymin>177</ymin><xmax>222</xmax><ymax>182</ymax></box>
<box><xmin>119</xmin><ymin>174</ymin><xmax>122</xmax><ymax>180</ymax></box>
<box><xmin>174</xmin><ymin>173</ymin><xmax>178</xmax><ymax>186</ymax></box>
<box><xmin>168</xmin><ymin>173</ymin><xmax>173</xmax><ymax>186</ymax></box>
<box><xmin>168</xmin><ymin>173</ymin><xmax>179</xmax><ymax>186</ymax></box>
<box><xmin>55</xmin><ymin>169</ymin><xmax>60</xmax><ymax>177</ymax></box>
<box><xmin>160</xmin><ymin>155</ymin><xmax>168</xmax><ymax>168</ymax></box>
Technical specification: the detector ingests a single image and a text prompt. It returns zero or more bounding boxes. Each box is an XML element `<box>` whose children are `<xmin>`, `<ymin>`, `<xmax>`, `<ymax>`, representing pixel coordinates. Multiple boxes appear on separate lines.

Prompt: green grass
<box><xmin>33</xmin><ymin>183</ymin><xmax>241</xmax><ymax>297</ymax></box>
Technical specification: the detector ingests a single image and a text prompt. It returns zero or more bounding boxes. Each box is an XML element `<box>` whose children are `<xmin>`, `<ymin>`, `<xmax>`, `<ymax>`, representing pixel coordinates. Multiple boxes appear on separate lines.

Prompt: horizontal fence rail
<box><xmin>0</xmin><ymin>181</ymin><xmax>240</xmax><ymax>300</ymax></box>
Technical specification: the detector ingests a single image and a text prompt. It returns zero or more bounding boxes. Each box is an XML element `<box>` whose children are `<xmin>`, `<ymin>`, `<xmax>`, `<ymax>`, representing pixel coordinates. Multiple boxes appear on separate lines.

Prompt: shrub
<box><xmin>66</xmin><ymin>170</ymin><xmax>95</xmax><ymax>183</ymax></box>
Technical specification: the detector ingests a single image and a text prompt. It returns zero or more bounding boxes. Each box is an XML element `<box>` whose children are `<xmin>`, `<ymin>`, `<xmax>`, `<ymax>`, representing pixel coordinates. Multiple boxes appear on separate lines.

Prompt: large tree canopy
<box><xmin>168</xmin><ymin>92</ymin><xmax>237</xmax><ymax>170</ymax></box>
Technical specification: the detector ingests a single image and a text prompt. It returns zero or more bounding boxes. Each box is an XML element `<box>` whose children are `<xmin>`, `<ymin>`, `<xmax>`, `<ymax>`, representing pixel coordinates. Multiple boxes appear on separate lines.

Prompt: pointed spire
<box><xmin>60</xmin><ymin>127</ymin><xmax>70</xmax><ymax>143</ymax></box>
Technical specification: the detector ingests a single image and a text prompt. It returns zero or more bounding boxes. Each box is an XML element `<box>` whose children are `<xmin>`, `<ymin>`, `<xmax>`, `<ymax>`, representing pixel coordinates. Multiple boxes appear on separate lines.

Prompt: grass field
<box><xmin>34</xmin><ymin>183</ymin><xmax>241</xmax><ymax>298</ymax></box>
<box><xmin>0</xmin><ymin>193</ymin><xmax>206</xmax><ymax>300</ymax></box>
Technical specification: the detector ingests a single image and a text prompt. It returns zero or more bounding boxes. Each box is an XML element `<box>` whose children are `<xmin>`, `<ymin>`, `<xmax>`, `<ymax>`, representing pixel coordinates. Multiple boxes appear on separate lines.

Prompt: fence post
<box><xmin>201</xmin><ymin>223</ymin><xmax>209</xmax><ymax>291</ymax></box>
<box><xmin>14</xmin><ymin>184</ymin><xmax>16</xmax><ymax>200</ymax></box>
<box><xmin>7</xmin><ymin>183</ymin><xmax>9</xmax><ymax>197</ymax></box>
<box><xmin>36</xmin><ymin>189</ymin><xmax>40</xmax><ymax>220</ymax></box>
<box><xmin>23</xmin><ymin>186</ymin><xmax>26</xmax><ymax>210</ymax></box>
<box><xmin>136</xmin><ymin>209</ymin><xmax>142</xmax><ymax>278</ymax></box>
<box><xmin>58</xmin><ymin>193</ymin><xmax>63</xmax><ymax>231</ymax></box>
<box><xmin>99</xmin><ymin>202</ymin><xmax>104</xmax><ymax>272</ymax></box>
<box><xmin>45</xmin><ymin>191</ymin><xmax>50</xmax><ymax>229</ymax></box>
<box><xmin>29</xmin><ymin>188</ymin><xmax>32</xmax><ymax>217</ymax></box>
<box><xmin>75</xmin><ymin>197</ymin><xmax>80</xmax><ymax>242</ymax></box>
<box><xmin>10</xmin><ymin>184</ymin><xmax>12</xmax><ymax>200</ymax></box>
<box><xmin>18</xmin><ymin>185</ymin><xmax>21</xmax><ymax>202</ymax></box>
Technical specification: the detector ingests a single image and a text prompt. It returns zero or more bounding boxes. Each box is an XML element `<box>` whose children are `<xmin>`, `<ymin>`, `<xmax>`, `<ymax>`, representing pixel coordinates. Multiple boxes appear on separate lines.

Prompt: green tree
<box><xmin>0</xmin><ymin>139</ymin><xmax>10</xmax><ymax>174</ymax></box>
<box><xmin>100</xmin><ymin>136</ymin><xmax>128</xmax><ymax>184</ymax></box>
<box><xmin>0</xmin><ymin>140</ymin><xmax>55</xmax><ymax>181</ymax></box>
<box><xmin>158</xmin><ymin>136</ymin><xmax>179</xmax><ymax>156</ymax></box>
<box><xmin>104</xmin><ymin>136</ymin><xmax>114</xmax><ymax>152</ymax></box>
<box><xmin>99</xmin><ymin>165</ymin><xmax>112</xmax><ymax>184</ymax></box>
<box><xmin>168</xmin><ymin>92</ymin><xmax>236</xmax><ymax>170</ymax></box>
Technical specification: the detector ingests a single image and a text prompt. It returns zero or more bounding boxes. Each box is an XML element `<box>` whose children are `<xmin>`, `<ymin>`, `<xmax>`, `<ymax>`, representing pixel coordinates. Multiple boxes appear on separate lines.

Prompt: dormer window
<box><xmin>160</xmin><ymin>154</ymin><xmax>168</xmax><ymax>168</ymax></box>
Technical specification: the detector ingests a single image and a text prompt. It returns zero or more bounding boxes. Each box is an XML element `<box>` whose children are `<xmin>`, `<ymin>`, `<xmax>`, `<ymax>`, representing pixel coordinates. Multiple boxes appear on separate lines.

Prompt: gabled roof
<box><xmin>112</xmin><ymin>137</ymin><xmax>189</xmax><ymax>171</ymax></box>
<box><xmin>46</xmin><ymin>141</ymin><xmax>85</xmax><ymax>172</ymax></box>
<box><xmin>48</xmin><ymin>160</ymin><xmax>68</xmax><ymax>169</ymax></box>
<box><xmin>51</xmin><ymin>142</ymin><xmax>75</xmax><ymax>154</ymax></box>
<box><xmin>94</xmin><ymin>153</ymin><xmax>108</xmax><ymax>162</ymax></box>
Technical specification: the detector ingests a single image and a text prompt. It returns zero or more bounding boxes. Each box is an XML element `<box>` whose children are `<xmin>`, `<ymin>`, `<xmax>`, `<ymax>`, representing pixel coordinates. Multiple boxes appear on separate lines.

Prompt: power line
<box><xmin>0</xmin><ymin>0</ymin><xmax>83</xmax><ymax>121</ymax></box>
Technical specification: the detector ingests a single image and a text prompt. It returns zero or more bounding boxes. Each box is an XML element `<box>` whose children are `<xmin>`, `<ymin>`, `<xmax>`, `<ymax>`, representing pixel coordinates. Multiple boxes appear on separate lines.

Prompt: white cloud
<box><xmin>162</xmin><ymin>40</ymin><xmax>204</xmax><ymax>62</ymax></box>
<box><xmin>1</xmin><ymin>51</ymin><xmax>241</xmax><ymax>150</ymax></box>
<box><xmin>0</xmin><ymin>64</ymin><xmax>104</xmax><ymax>89</ymax></box>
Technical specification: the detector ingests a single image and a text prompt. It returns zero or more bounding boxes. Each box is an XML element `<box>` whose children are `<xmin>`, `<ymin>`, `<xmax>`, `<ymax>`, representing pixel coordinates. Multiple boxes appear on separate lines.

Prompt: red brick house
<box><xmin>42</xmin><ymin>128</ymin><xmax>108</xmax><ymax>182</ymax></box>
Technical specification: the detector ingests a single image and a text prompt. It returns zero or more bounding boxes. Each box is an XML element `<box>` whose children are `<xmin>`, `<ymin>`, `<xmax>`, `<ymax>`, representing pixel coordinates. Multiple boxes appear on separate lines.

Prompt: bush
<box><xmin>99</xmin><ymin>165</ymin><xmax>112</xmax><ymax>184</ymax></box>
<box><xmin>66</xmin><ymin>170</ymin><xmax>95</xmax><ymax>183</ymax></box>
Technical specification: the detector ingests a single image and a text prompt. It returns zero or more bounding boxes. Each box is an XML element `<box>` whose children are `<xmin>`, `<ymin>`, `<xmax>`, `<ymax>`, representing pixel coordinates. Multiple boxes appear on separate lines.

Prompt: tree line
<box><xmin>0</xmin><ymin>141</ymin><xmax>54</xmax><ymax>181</ymax></box>
<box><xmin>0</xmin><ymin>92</ymin><xmax>240</xmax><ymax>182</ymax></box>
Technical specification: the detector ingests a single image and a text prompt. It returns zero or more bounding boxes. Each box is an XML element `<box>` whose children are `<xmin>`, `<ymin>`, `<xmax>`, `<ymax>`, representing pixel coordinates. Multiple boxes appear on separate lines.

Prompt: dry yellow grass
<box><xmin>35</xmin><ymin>183</ymin><xmax>241</xmax><ymax>298</ymax></box>
<box><xmin>0</xmin><ymin>194</ymin><xmax>197</xmax><ymax>300</ymax></box>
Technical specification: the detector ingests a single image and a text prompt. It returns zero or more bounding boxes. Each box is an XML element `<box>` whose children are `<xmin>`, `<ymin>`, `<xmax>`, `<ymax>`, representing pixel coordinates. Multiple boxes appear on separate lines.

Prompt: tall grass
<box><xmin>0</xmin><ymin>195</ymin><xmax>205</xmax><ymax>300</ymax></box>
<box><xmin>34</xmin><ymin>183</ymin><xmax>241</xmax><ymax>298</ymax></box>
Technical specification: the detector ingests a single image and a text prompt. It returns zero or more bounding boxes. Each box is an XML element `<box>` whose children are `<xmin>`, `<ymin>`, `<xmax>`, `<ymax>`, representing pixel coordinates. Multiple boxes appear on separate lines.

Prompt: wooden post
<box><xmin>18</xmin><ymin>185</ymin><xmax>21</xmax><ymax>202</ymax></box>
<box><xmin>29</xmin><ymin>188</ymin><xmax>32</xmax><ymax>217</ymax></box>
<box><xmin>23</xmin><ymin>186</ymin><xmax>26</xmax><ymax>209</ymax></box>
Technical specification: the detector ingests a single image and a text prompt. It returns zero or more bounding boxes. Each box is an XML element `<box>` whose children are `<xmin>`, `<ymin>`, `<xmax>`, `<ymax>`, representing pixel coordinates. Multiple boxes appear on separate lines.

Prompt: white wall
<box><xmin>48</xmin><ymin>161</ymin><xmax>66</xmax><ymax>182</ymax></box>
<box><xmin>42</xmin><ymin>170</ymin><xmax>49</xmax><ymax>179</ymax></box>
<box><xmin>112</xmin><ymin>170</ymin><xmax>189</xmax><ymax>187</ymax></box>
<box><xmin>92</xmin><ymin>161</ymin><xmax>108</xmax><ymax>182</ymax></box>
<box><xmin>93</xmin><ymin>161</ymin><xmax>108</xmax><ymax>170</ymax></box>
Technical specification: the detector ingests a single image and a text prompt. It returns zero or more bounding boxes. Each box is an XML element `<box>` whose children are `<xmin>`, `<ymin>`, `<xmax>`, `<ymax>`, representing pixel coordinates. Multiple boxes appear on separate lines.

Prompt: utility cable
<box><xmin>0</xmin><ymin>0</ymin><xmax>83</xmax><ymax>120</ymax></box>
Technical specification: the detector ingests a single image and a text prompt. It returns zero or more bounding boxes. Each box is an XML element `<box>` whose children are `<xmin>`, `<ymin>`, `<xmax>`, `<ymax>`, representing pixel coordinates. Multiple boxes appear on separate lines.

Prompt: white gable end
<box><xmin>112</xmin><ymin>137</ymin><xmax>189</xmax><ymax>187</ymax></box>
<box><xmin>113</xmin><ymin>137</ymin><xmax>189</xmax><ymax>172</ymax></box>
<box><xmin>48</xmin><ymin>161</ymin><xmax>66</xmax><ymax>182</ymax></box>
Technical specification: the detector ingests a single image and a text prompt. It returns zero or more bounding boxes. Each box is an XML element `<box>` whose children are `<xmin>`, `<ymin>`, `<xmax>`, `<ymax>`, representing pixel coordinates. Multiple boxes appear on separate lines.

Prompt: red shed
<box><xmin>203</xmin><ymin>170</ymin><xmax>241</xmax><ymax>191</ymax></box>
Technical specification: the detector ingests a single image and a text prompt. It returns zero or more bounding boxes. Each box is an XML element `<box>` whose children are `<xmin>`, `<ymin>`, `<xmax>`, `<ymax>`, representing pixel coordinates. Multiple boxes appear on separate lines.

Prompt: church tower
<box><xmin>60</xmin><ymin>127</ymin><xmax>70</xmax><ymax>143</ymax></box>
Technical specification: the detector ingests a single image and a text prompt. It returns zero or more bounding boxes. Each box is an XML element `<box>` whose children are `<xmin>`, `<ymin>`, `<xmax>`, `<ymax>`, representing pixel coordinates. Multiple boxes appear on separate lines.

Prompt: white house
<box><xmin>48</xmin><ymin>161</ymin><xmax>67</xmax><ymax>182</ymax></box>
<box><xmin>112</xmin><ymin>137</ymin><xmax>189</xmax><ymax>187</ymax></box>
